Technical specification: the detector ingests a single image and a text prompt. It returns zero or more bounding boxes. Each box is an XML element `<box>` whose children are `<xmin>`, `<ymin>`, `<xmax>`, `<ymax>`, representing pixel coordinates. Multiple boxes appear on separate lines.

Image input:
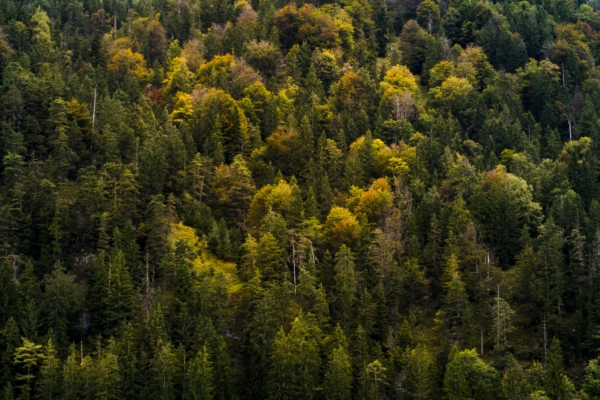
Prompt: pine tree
<box><xmin>145</xmin><ymin>195</ymin><xmax>170</xmax><ymax>268</ymax></box>
<box><xmin>323</xmin><ymin>345</ymin><xmax>352</xmax><ymax>400</ymax></box>
<box><xmin>304</xmin><ymin>187</ymin><xmax>320</xmax><ymax>221</ymax></box>
<box><xmin>256</xmin><ymin>232</ymin><xmax>286</xmax><ymax>282</ymax></box>
<box><xmin>298</xmin><ymin>115</ymin><xmax>314</xmax><ymax>171</ymax></box>
<box><xmin>3</xmin><ymin>383</ymin><xmax>14</xmax><ymax>400</ymax></box>
<box><xmin>583</xmin><ymin>358</ymin><xmax>600</xmax><ymax>399</ymax></box>
<box><xmin>194</xmin><ymin>318</ymin><xmax>234</xmax><ymax>400</ymax></box>
<box><xmin>358</xmin><ymin>131</ymin><xmax>375</xmax><ymax>184</ymax></box>
<box><xmin>240</xmin><ymin>234</ymin><xmax>259</xmax><ymax>281</ymax></box>
<box><xmin>115</xmin><ymin>323</ymin><xmax>138</xmax><ymax>399</ymax></box>
<box><xmin>441</xmin><ymin>254</ymin><xmax>468</xmax><ymax>345</ymax></box>
<box><xmin>545</xmin><ymin>338</ymin><xmax>573</xmax><ymax>400</ymax></box>
<box><xmin>151</xmin><ymin>339</ymin><xmax>178</xmax><ymax>400</ymax></box>
<box><xmin>493</xmin><ymin>287</ymin><xmax>515</xmax><ymax>352</ymax></box>
<box><xmin>0</xmin><ymin>258</ymin><xmax>18</xmax><ymax>327</ymax></box>
<box><xmin>0</xmin><ymin>318</ymin><xmax>20</xmax><ymax>389</ymax></box>
<box><xmin>42</xmin><ymin>261</ymin><xmax>83</xmax><ymax>355</ymax></box>
<box><xmin>89</xmin><ymin>339</ymin><xmax>121</xmax><ymax>400</ymax></box>
<box><xmin>63</xmin><ymin>344</ymin><xmax>82</xmax><ymax>400</ymax></box>
<box><xmin>13</xmin><ymin>338</ymin><xmax>42</xmax><ymax>400</ymax></box>
<box><xmin>501</xmin><ymin>354</ymin><xmax>529</xmax><ymax>400</ymax></box>
<box><xmin>402</xmin><ymin>344</ymin><xmax>432</xmax><ymax>400</ymax></box>
<box><xmin>91</xmin><ymin>250</ymin><xmax>137</xmax><ymax>335</ymax></box>
<box><xmin>19</xmin><ymin>262</ymin><xmax>41</xmax><ymax>342</ymax></box>
<box><xmin>268</xmin><ymin>314</ymin><xmax>321</xmax><ymax>400</ymax></box>
<box><xmin>374</xmin><ymin>0</ymin><xmax>391</xmax><ymax>56</ymax></box>
<box><xmin>546</xmin><ymin>127</ymin><xmax>563</xmax><ymax>159</ymax></box>
<box><xmin>188</xmin><ymin>347</ymin><xmax>214</xmax><ymax>400</ymax></box>
<box><xmin>578</xmin><ymin>95</ymin><xmax>599</xmax><ymax>150</ymax></box>
<box><xmin>361</xmin><ymin>360</ymin><xmax>387</xmax><ymax>400</ymax></box>
<box><xmin>399</xmin><ymin>20</ymin><xmax>427</xmax><ymax>74</ymax></box>
<box><xmin>319</xmin><ymin>173</ymin><xmax>333</xmax><ymax>218</ymax></box>
<box><xmin>333</xmin><ymin>245</ymin><xmax>357</xmax><ymax>330</ymax></box>
<box><xmin>115</xmin><ymin>168</ymin><xmax>140</xmax><ymax>224</ymax></box>
<box><xmin>352</xmin><ymin>324</ymin><xmax>370</xmax><ymax>396</ymax></box>
<box><xmin>537</xmin><ymin>219</ymin><xmax>564</xmax><ymax>323</ymax></box>
<box><xmin>35</xmin><ymin>338</ymin><xmax>60</xmax><ymax>400</ymax></box>
<box><xmin>187</xmin><ymin>152</ymin><xmax>209</xmax><ymax>210</ymax></box>
<box><xmin>416</xmin><ymin>0</ymin><xmax>441</xmax><ymax>34</ymax></box>
<box><xmin>563</xmin><ymin>47</ymin><xmax>580</xmax><ymax>90</ymax></box>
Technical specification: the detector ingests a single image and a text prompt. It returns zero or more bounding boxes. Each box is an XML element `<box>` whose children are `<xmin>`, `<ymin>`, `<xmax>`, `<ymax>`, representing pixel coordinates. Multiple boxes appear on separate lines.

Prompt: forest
<box><xmin>2</xmin><ymin>0</ymin><xmax>600</xmax><ymax>397</ymax></box>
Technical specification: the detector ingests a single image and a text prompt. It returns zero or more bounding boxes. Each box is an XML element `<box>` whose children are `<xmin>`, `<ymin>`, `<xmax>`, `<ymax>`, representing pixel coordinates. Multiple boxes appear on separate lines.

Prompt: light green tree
<box><xmin>14</xmin><ymin>338</ymin><xmax>42</xmax><ymax>400</ymax></box>
<box><xmin>35</xmin><ymin>338</ymin><xmax>60</xmax><ymax>400</ymax></box>
<box><xmin>443</xmin><ymin>347</ymin><xmax>501</xmax><ymax>400</ymax></box>
<box><xmin>268</xmin><ymin>314</ymin><xmax>321</xmax><ymax>399</ymax></box>
<box><xmin>363</xmin><ymin>360</ymin><xmax>387</xmax><ymax>400</ymax></box>
<box><xmin>89</xmin><ymin>340</ymin><xmax>121</xmax><ymax>400</ymax></box>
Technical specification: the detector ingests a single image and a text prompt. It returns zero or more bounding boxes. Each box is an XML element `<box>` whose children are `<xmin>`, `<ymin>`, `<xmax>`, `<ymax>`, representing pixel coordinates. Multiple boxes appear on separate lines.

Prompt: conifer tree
<box><xmin>360</xmin><ymin>360</ymin><xmax>387</xmax><ymax>400</ymax></box>
<box><xmin>188</xmin><ymin>347</ymin><xmax>214</xmax><ymax>400</ymax></box>
<box><xmin>0</xmin><ymin>258</ymin><xmax>17</xmax><ymax>327</ymax></box>
<box><xmin>42</xmin><ymin>262</ymin><xmax>83</xmax><ymax>355</ymax></box>
<box><xmin>440</xmin><ymin>254</ymin><xmax>468</xmax><ymax>345</ymax></box>
<box><xmin>151</xmin><ymin>339</ymin><xmax>178</xmax><ymax>400</ymax></box>
<box><xmin>255</xmin><ymin>232</ymin><xmax>286</xmax><ymax>282</ymax></box>
<box><xmin>374</xmin><ymin>0</ymin><xmax>391</xmax><ymax>56</ymax></box>
<box><xmin>194</xmin><ymin>318</ymin><xmax>234</xmax><ymax>400</ymax></box>
<box><xmin>333</xmin><ymin>245</ymin><xmax>357</xmax><ymax>329</ymax></box>
<box><xmin>583</xmin><ymin>358</ymin><xmax>600</xmax><ymax>399</ymax></box>
<box><xmin>35</xmin><ymin>338</ymin><xmax>60</xmax><ymax>400</ymax></box>
<box><xmin>91</xmin><ymin>250</ymin><xmax>136</xmax><ymax>335</ymax></box>
<box><xmin>89</xmin><ymin>339</ymin><xmax>121</xmax><ymax>400</ymax></box>
<box><xmin>402</xmin><ymin>344</ymin><xmax>433</xmax><ymax>400</ymax></box>
<box><xmin>323</xmin><ymin>345</ymin><xmax>352</xmax><ymax>400</ymax></box>
<box><xmin>501</xmin><ymin>354</ymin><xmax>529</xmax><ymax>400</ymax></box>
<box><xmin>63</xmin><ymin>344</ymin><xmax>81</xmax><ymax>400</ymax></box>
<box><xmin>399</xmin><ymin>20</ymin><xmax>427</xmax><ymax>74</ymax></box>
<box><xmin>0</xmin><ymin>318</ymin><xmax>19</xmax><ymax>388</ymax></box>
<box><xmin>19</xmin><ymin>262</ymin><xmax>41</xmax><ymax>342</ymax></box>
<box><xmin>145</xmin><ymin>195</ymin><xmax>170</xmax><ymax>268</ymax></box>
<box><xmin>13</xmin><ymin>338</ymin><xmax>42</xmax><ymax>400</ymax></box>
<box><xmin>268</xmin><ymin>314</ymin><xmax>321</xmax><ymax>400</ymax></box>
<box><xmin>545</xmin><ymin>338</ymin><xmax>573</xmax><ymax>400</ymax></box>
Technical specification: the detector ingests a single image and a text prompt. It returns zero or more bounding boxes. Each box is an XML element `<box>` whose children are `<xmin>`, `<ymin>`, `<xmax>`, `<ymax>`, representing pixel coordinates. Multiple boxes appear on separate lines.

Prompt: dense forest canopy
<box><xmin>2</xmin><ymin>0</ymin><xmax>600</xmax><ymax>398</ymax></box>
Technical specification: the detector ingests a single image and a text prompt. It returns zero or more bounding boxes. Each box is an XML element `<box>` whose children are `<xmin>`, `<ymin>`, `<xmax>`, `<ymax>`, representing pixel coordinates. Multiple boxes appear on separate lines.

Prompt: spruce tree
<box><xmin>188</xmin><ymin>347</ymin><xmax>214</xmax><ymax>400</ymax></box>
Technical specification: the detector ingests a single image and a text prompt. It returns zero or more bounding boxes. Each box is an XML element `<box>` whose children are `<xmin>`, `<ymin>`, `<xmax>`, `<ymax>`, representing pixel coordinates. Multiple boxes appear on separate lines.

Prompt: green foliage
<box><xmin>35</xmin><ymin>338</ymin><xmax>61</xmax><ymax>400</ymax></box>
<box><xmin>188</xmin><ymin>347</ymin><xmax>214</xmax><ymax>400</ymax></box>
<box><xmin>402</xmin><ymin>344</ymin><xmax>433</xmax><ymax>400</ymax></box>
<box><xmin>13</xmin><ymin>338</ymin><xmax>42</xmax><ymax>400</ymax></box>
<box><xmin>545</xmin><ymin>338</ymin><xmax>574</xmax><ymax>400</ymax></box>
<box><xmin>268</xmin><ymin>314</ymin><xmax>321</xmax><ymax>399</ymax></box>
<box><xmin>443</xmin><ymin>347</ymin><xmax>501</xmax><ymax>400</ymax></box>
<box><xmin>323</xmin><ymin>345</ymin><xmax>352</xmax><ymax>400</ymax></box>
<box><xmin>0</xmin><ymin>0</ymin><xmax>599</xmax><ymax>397</ymax></box>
